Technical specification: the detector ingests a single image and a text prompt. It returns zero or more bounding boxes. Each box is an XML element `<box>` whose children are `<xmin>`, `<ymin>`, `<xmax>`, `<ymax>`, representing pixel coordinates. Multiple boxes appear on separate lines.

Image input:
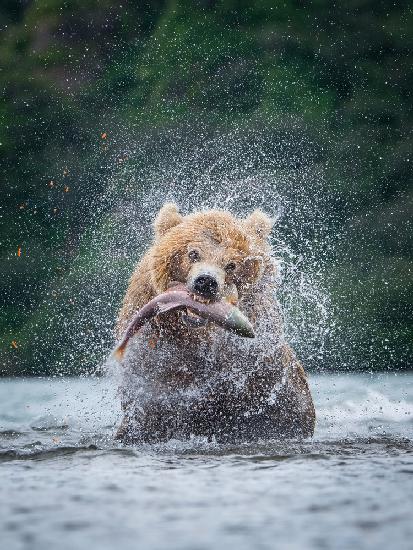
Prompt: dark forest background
<box><xmin>1</xmin><ymin>0</ymin><xmax>412</xmax><ymax>375</ymax></box>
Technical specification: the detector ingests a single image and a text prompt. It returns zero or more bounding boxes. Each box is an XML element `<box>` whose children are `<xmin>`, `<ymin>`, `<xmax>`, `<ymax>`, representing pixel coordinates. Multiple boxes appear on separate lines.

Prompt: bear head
<box><xmin>149</xmin><ymin>203</ymin><xmax>274</xmax><ymax>305</ymax></box>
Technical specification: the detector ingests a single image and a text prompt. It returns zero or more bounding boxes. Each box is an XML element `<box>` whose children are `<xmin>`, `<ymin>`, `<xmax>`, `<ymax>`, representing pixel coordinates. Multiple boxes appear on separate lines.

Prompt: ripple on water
<box><xmin>0</xmin><ymin>434</ymin><xmax>412</xmax><ymax>464</ymax></box>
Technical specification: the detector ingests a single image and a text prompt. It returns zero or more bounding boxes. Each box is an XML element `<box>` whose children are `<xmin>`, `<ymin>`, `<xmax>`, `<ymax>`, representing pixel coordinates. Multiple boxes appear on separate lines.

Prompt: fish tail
<box><xmin>113</xmin><ymin>344</ymin><xmax>126</xmax><ymax>361</ymax></box>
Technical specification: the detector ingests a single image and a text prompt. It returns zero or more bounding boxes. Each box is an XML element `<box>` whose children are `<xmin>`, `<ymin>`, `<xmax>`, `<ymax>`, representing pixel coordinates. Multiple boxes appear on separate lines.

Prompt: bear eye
<box><xmin>188</xmin><ymin>250</ymin><xmax>201</xmax><ymax>263</ymax></box>
<box><xmin>225</xmin><ymin>261</ymin><xmax>236</xmax><ymax>273</ymax></box>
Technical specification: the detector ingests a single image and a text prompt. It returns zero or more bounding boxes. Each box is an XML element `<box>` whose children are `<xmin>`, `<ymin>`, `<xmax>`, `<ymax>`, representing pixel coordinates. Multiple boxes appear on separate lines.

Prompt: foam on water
<box><xmin>320</xmin><ymin>389</ymin><xmax>413</xmax><ymax>424</ymax></box>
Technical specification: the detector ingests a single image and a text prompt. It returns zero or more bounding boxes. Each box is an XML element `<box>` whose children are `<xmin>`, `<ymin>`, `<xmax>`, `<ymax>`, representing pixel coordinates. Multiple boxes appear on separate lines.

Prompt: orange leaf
<box><xmin>17</xmin><ymin>247</ymin><xmax>21</xmax><ymax>257</ymax></box>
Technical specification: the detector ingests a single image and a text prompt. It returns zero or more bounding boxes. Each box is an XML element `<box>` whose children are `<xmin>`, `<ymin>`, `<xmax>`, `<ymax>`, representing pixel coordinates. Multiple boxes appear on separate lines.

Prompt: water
<box><xmin>1</xmin><ymin>373</ymin><xmax>412</xmax><ymax>550</ymax></box>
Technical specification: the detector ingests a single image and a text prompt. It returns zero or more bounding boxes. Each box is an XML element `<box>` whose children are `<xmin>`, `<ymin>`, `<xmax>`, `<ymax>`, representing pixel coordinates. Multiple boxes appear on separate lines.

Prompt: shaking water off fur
<box><xmin>115</xmin><ymin>203</ymin><xmax>315</xmax><ymax>443</ymax></box>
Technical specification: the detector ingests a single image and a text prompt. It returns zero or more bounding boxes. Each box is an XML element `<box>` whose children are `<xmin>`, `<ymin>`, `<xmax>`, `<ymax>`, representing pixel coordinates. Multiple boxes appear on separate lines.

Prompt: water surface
<box><xmin>1</xmin><ymin>373</ymin><xmax>412</xmax><ymax>550</ymax></box>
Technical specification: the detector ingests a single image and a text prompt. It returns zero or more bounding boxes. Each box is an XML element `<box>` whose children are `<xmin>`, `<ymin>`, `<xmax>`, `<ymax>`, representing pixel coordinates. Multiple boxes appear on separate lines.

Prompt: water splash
<box><xmin>22</xmin><ymin>124</ymin><xmax>341</xmax><ymax>376</ymax></box>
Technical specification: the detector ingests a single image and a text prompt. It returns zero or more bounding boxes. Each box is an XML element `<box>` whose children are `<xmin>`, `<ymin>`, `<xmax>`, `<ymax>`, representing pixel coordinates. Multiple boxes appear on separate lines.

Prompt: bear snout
<box><xmin>192</xmin><ymin>274</ymin><xmax>219</xmax><ymax>300</ymax></box>
<box><xmin>187</xmin><ymin>263</ymin><xmax>225</xmax><ymax>302</ymax></box>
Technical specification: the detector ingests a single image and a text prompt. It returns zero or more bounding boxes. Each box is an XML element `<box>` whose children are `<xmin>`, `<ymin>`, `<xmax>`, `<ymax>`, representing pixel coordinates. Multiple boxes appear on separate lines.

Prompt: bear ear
<box><xmin>243</xmin><ymin>209</ymin><xmax>274</xmax><ymax>239</ymax></box>
<box><xmin>154</xmin><ymin>202</ymin><xmax>183</xmax><ymax>238</ymax></box>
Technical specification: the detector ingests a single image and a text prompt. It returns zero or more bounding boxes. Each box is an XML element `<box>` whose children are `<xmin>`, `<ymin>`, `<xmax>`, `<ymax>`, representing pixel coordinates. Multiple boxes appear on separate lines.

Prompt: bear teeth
<box><xmin>191</xmin><ymin>295</ymin><xmax>210</xmax><ymax>305</ymax></box>
<box><xmin>181</xmin><ymin>309</ymin><xmax>208</xmax><ymax>328</ymax></box>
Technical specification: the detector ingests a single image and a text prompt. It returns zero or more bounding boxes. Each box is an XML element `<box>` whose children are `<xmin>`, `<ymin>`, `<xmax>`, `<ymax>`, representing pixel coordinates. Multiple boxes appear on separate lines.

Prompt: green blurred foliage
<box><xmin>0</xmin><ymin>0</ymin><xmax>411</xmax><ymax>375</ymax></box>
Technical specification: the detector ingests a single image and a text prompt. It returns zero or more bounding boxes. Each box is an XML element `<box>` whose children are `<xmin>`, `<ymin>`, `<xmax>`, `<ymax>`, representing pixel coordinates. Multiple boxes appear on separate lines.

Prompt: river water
<box><xmin>1</xmin><ymin>372</ymin><xmax>412</xmax><ymax>550</ymax></box>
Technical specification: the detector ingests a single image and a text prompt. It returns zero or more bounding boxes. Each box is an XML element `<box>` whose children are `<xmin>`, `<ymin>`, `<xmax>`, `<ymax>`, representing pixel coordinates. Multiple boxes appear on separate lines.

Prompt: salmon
<box><xmin>113</xmin><ymin>283</ymin><xmax>254</xmax><ymax>360</ymax></box>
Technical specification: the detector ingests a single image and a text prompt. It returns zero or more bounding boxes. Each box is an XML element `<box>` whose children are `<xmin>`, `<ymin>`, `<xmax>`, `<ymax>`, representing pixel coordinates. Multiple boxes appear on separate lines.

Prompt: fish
<box><xmin>113</xmin><ymin>283</ymin><xmax>254</xmax><ymax>360</ymax></box>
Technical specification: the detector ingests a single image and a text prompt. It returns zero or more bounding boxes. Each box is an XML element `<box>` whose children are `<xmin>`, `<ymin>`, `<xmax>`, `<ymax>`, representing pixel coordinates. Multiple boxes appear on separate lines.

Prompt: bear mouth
<box><xmin>180</xmin><ymin>308</ymin><xmax>209</xmax><ymax>328</ymax></box>
<box><xmin>174</xmin><ymin>282</ymin><xmax>212</xmax><ymax>328</ymax></box>
<box><xmin>180</xmin><ymin>290</ymin><xmax>216</xmax><ymax>328</ymax></box>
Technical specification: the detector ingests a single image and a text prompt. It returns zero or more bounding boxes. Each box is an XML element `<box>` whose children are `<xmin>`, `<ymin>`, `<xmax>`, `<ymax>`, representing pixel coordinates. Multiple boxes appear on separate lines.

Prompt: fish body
<box><xmin>113</xmin><ymin>284</ymin><xmax>254</xmax><ymax>360</ymax></box>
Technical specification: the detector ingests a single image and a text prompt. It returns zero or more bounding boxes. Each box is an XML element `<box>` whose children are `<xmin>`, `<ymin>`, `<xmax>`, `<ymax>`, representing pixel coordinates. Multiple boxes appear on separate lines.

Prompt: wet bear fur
<box><xmin>116</xmin><ymin>203</ymin><xmax>315</xmax><ymax>443</ymax></box>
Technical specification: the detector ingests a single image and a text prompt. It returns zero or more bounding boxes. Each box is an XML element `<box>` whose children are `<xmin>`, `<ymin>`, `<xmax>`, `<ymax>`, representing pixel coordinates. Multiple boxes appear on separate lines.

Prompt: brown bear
<box><xmin>115</xmin><ymin>203</ymin><xmax>315</xmax><ymax>443</ymax></box>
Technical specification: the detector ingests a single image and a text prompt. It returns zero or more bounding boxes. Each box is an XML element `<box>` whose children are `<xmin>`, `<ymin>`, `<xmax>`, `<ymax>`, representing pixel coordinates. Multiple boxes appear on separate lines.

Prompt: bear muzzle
<box><xmin>192</xmin><ymin>274</ymin><xmax>219</xmax><ymax>300</ymax></box>
<box><xmin>187</xmin><ymin>263</ymin><xmax>225</xmax><ymax>303</ymax></box>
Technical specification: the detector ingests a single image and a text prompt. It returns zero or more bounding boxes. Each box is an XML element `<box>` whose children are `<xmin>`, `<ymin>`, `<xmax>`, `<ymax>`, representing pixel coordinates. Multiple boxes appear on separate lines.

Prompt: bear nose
<box><xmin>192</xmin><ymin>275</ymin><xmax>219</xmax><ymax>299</ymax></box>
